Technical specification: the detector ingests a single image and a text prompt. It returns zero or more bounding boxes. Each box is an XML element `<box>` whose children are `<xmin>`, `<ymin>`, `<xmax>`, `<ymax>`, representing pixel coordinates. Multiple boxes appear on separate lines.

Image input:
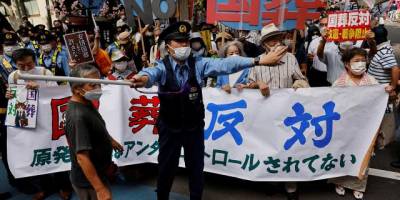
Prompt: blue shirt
<box><xmin>138</xmin><ymin>56</ymin><xmax>254</xmax><ymax>88</ymax></box>
<box><xmin>20</xmin><ymin>42</ymin><xmax>39</xmax><ymax>56</ymax></box>
<box><xmin>41</xmin><ymin>49</ymin><xmax>70</xmax><ymax>75</ymax></box>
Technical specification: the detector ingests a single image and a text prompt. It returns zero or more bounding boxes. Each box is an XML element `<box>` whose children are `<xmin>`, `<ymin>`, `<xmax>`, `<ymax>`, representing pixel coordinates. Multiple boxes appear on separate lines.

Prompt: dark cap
<box><xmin>36</xmin><ymin>30</ymin><xmax>56</xmax><ymax>45</ymax></box>
<box><xmin>33</xmin><ymin>24</ymin><xmax>46</xmax><ymax>33</ymax></box>
<box><xmin>1</xmin><ymin>32</ymin><xmax>19</xmax><ymax>45</ymax></box>
<box><xmin>159</xmin><ymin>21</ymin><xmax>191</xmax><ymax>43</ymax></box>
<box><xmin>17</xmin><ymin>27</ymin><xmax>30</xmax><ymax>37</ymax></box>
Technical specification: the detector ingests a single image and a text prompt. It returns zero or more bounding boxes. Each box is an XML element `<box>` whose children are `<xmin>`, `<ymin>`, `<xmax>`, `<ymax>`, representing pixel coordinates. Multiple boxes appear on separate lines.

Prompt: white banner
<box><xmin>8</xmin><ymin>85</ymin><xmax>388</xmax><ymax>181</ymax></box>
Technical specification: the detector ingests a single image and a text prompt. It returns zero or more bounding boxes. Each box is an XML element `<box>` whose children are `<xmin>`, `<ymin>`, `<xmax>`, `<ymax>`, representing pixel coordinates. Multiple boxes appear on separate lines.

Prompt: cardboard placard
<box><xmin>327</xmin><ymin>10</ymin><xmax>371</xmax><ymax>42</ymax></box>
<box><xmin>64</xmin><ymin>31</ymin><xmax>94</xmax><ymax>64</ymax></box>
<box><xmin>5</xmin><ymin>85</ymin><xmax>38</xmax><ymax>128</ymax></box>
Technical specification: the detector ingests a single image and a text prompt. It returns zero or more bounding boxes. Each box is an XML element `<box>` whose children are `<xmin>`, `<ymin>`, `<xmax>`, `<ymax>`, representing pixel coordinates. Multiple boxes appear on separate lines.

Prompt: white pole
<box><xmin>17</xmin><ymin>74</ymin><xmax>133</xmax><ymax>86</ymax></box>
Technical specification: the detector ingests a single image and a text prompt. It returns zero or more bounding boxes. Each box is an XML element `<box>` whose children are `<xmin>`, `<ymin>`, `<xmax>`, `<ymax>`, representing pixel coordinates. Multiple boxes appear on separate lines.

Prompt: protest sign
<box><xmin>8</xmin><ymin>85</ymin><xmax>387</xmax><ymax>181</ymax></box>
<box><xmin>327</xmin><ymin>10</ymin><xmax>371</xmax><ymax>42</ymax></box>
<box><xmin>63</xmin><ymin>31</ymin><xmax>94</xmax><ymax>64</ymax></box>
<box><xmin>5</xmin><ymin>85</ymin><xmax>38</xmax><ymax>128</ymax></box>
<box><xmin>206</xmin><ymin>0</ymin><xmax>325</xmax><ymax>30</ymax></box>
<box><xmin>124</xmin><ymin>0</ymin><xmax>176</xmax><ymax>26</ymax></box>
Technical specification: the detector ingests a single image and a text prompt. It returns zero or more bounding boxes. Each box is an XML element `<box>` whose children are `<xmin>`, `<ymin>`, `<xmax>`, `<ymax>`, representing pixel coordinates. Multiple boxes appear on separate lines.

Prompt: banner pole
<box><xmin>17</xmin><ymin>74</ymin><xmax>132</xmax><ymax>86</ymax></box>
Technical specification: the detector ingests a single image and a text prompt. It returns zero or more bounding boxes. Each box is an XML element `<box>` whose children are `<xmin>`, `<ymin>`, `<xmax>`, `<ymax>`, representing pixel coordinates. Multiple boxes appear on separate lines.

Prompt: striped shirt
<box><xmin>248</xmin><ymin>53</ymin><xmax>306</xmax><ymax>89</ymax></box>
<box><xmin>368</xmin><ymin>41</ymin><xmax>398</xmax><ymax>84</ymax></box>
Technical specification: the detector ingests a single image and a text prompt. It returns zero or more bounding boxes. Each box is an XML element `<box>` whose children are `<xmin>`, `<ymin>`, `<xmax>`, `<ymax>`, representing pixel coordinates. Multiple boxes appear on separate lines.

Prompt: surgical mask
<box><xmin>22</xmin><ymin>37</ymin><xmax>30</xmax><ymax>44</ymax></box>
<box><xmin>170</xmin><ymin>46</ymin><xmax>191</xmax><ymax>61</ymax></box>
<box><xmin>283</xmin><ymin>39</ymin><xmax>293</xmax><ymax>47</ymax></box>
<box><xmin>350</xmin><ymin>61</ymin><xmax>366</xmax><ymax>75</ymax></box>
<box><xmin>319</xmin><ymin>26</ymin><xmax>327</xmax><ymax>35</ymax></box>
<box><xmin>114</xmin><ymin>61</ymin><xmax>128</xmax><ymax>71</ymax></box>
<box><xmin>192</xmin><ymin>48</ymin><xmax>205</xmax><ymax>57</ymax></box>
<box><xmin>19</xmin><ymin>68</ymin><xmax>36</xmax><ymax>74</ymax></box>
<box><xmin>229</xmin><ymin>54</ymin><xmax>239</xmax><ymax>57</ymax></box>
<box><xmin>3</xmin><ymin>45</ymin><xmax>17</xmax><ymax>56</ymax></box>
<box><xmin>41</xmin><ymin>44</ymin><xmax>52</xmax><ymax>53</ymax></box>
<box><xmin>312</xmin><ymin>35</ymin><xmax>319</xmax><ymax>40</ymax></box>
<box><xmin>83</xmin><ymin>88</ymin><xmax>103</xmax><ymax>100</ymax></box>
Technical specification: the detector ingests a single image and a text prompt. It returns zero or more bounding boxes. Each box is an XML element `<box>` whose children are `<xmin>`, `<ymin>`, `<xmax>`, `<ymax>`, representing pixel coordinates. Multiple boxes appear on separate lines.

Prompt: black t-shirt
<box><xmin>65</xmin><ymin>101</ymin><xmax>113</xmax><ymax>188</ymax></box>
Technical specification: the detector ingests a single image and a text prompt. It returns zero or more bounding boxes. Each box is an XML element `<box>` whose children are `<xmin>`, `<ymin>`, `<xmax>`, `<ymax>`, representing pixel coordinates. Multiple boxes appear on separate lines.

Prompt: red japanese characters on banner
<box><xmin>51</xmin><ymin>97</ymin><xmax>100</xmax><ymax>141</ymax></box>
<box><xmin>206</xmin><ymin>0</ymin><xmax>325</xmax><ymax>30</ymax></box>
<box><xmin>327</xmin><ymin>10</ymin><xmax>371</xmax><ymax>42</ymax></box>
<box><xmin>51</xmin><ymin>97</ymin><xmax>71</xmax><ymax>141</ymax></box>
<box><xmin>129</xmin><ymin>95</ymin><xmax>160</xmax><ymax>135</ymax></box>
<box><xmin>207</xmin><ymin>0</ymin><xmax>261</xmax><ymax>26</ymax></box>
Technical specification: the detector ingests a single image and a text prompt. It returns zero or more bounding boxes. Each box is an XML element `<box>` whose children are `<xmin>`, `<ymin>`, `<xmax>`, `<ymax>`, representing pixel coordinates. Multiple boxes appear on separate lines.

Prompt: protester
<box><xmin>216</xmin><ymin>41</ymin><xmax>249</xmax><ymax>93</ymax></box>
<box><xmin>129</xmin><ymin>21</ymin><xmax>287</xmax><ymax>200</ymax></box>
<box><xmin>190</xmin><ymin>32</ymin><xmax>208</xmax><ymax>58</ymax></box>
<box><xmin>317</xmin><ymin>26</ymin><xmax>354</xmax><ymax>85</ymax></box>
<box><xmin>65</xmin><ymin>64</ymin><xmax>123</xmax><ymax>200</ymax></box>
<box><xmin>107</xmin><ymin>50</ymin><xmax>136</xmax><ymax>80</ymax></box>
<box><xmin>246</xmin><ymin>23</ymin><xmax>308</xmax><ymax>97</ymax></box>
<box><xmin>6</xmin><ymin>48</ymin><xmax>71</xmax><ymax>200</ymax></box>
<box><xmin>106</xmin><ymin>31</ymin><xmax>140</xmax><ymax>72</ymax></box>
<box><xmin>329</xmin><ymin>47</ymin><xmax>392</xmax><ymax>199</ymax></box>
<box><xmin>307</xmin><ymin>16</ymin><xmax>331</xmax><ymax>86</ymax></box>
<box><xmin>284</xmin><ymin>29</ymin><xmax>307</xmax><ymax>75</ymax></box>
<box><xmin>6</xmin><ymin>48</ymin><xmax>57</xmax><ymax>87</ymax></box>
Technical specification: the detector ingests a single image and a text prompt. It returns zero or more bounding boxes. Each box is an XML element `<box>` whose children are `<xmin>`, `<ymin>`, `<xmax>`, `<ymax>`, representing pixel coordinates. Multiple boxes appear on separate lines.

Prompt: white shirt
<box><xmin>319</xmin><ymin>44</ymin><xmax>345</xmax><ymax>84</ymax></box>
<box><xmin>308</xmin><ymin>37</ymin><xmax>328</xmax><ymax>72</ymax></box>
<box><xmin>8</xmin><ymin>67</ymin><xmax>58</xmax><ymax>87</ymax></box>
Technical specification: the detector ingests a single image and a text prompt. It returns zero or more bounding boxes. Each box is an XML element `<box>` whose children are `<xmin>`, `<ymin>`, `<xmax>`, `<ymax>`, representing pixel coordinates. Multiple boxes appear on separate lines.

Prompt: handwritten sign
<box><xmin>207</xmin><ymin>0</ymin><xmax>325</xmax><ymax>30</ymax></box>
<box><xmin>5</xmin><ymin>85</ymin><xmax>38</xmax><ymax>128</ymax></box>
<box><xmin>63</xmin><ymin>31</ymin><xmax>94</xmax><ymax>64</ymax></box>
<box><xmin>327</xmin><ymin>10</ymin><xmax>371</xmax><ymax>42</ymax></box>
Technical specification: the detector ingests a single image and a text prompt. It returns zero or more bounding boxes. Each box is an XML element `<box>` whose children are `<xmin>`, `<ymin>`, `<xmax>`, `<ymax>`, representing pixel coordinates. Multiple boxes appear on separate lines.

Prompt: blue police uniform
<box><xmin>37</xmin><ymin>31</ymin><xmax>69</xmax><ymax>77</ymax></box>
<box><xmin>137</xmin><ymin>22</ymin><xmax>255</xmax><ymax>200</ymax></box>
<box><xmin>0</xmin><ymin>32</ymin><xmax>19</xmax><ymax>187</ymax></box>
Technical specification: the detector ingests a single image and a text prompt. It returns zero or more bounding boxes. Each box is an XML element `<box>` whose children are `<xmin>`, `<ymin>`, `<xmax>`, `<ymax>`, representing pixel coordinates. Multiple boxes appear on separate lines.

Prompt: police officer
<box><xmin>37</xmin><ymin>30</ymin><xmax>69</xmax><ymax>79</ymax></box>
<box><xmin>130</xmin><ymin>22</ymin><xmax>287</xmax><ymax>200</ymax></box>
<box><xmin>17</xmin><ymin>27</ymin><xmax>40</xmax><ymax>56</ymax></box>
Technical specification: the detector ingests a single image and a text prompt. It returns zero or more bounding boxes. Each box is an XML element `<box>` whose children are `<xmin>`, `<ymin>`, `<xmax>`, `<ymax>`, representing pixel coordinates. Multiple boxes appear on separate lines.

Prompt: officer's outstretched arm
<box><xmin>129</xmin><ymin>74</ymin><xmax>149</xmax><ymax>88</ymax></box>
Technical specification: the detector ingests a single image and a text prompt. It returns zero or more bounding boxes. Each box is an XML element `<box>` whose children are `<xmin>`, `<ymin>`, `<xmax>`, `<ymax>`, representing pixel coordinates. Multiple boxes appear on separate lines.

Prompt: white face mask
<box><xmin>319</xmin><ymin>26</ymin><xmax>327</xmax><ymax>35</ymax></box>
<box><xmin>192</xmin><ymin>48</ymin><xmax>205</xmax><ymax>57</ymax></box>
<box><xmin>4</xmin><ymin>45</ymin><xmax>17</xmax><ymax>56</ymax></box>
<box><xmin>114</xmin><ymin>61</ymin><xmax>128</xmax><ymax>71</ymax></box>
<box><xmin>170</xmin><ymin>46</ymin><xmax>191</xmax><ymax>61</ymax></box>
<box><xmin>283</xmin><ymin>39</ymin><xmax>293</xmax><ymax>47</ymax></box>
<box><xmin>41</xmin><ymin>44</ymin><xmax>52</xmax><ymax>53</ymax></box>
<box><xmin>22</xmin><ymin>37</ymin><xmax>30</xmax><ymax>44</ymax></box>
<box><xmin>19</xmin><ymin>68</ymin><xmax>36</xmax><ymax>74</ymax></box>
<box><xmin>350</xmin><ymin>61</ymin><xmax>366</xmax><ymax>75</ymax></box>
<box><xmin>83</xmin><ymin>88</ymin><xmax>103</xmax><ymax>100</ymax></box>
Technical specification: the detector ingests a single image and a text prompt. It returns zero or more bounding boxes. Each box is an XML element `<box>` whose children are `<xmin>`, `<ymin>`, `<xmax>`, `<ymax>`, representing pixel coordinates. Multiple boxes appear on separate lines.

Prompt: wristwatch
<box><xmin>254</xmin><ymin>56</ymin><xmax>260</xmax><ymax>66</ymax></box>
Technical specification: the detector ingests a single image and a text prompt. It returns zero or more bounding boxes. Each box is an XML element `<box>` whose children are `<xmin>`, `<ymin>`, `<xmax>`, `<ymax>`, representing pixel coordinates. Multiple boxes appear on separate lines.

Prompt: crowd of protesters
<box><xmin>0</xmin><ymin>1</ymin><xmax>399</xmax><ymax>200</ymax></box>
